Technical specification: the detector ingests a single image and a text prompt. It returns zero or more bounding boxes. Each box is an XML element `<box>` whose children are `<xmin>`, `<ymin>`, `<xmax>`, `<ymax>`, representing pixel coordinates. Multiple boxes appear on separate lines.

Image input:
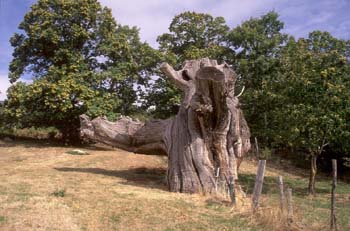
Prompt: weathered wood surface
<box><xmin>80</xmin><ymin>58</ymin><xmax>251</xmax><ymax>193</ymax></box>
<box><xmin>254</xmin><ymin>137</ymin><xmax>259</xmax><ymax>158</ymax></box>
<box><xmin>278</xmin><ymin>176</ymin><xmax>284</xmax><ymax>212</ymax></box>
<box><xmin>252</xmin><ymin>160</ymin><xmax>266</xmax><ymax>211</ymax></box>
<box><xmin>80</xmin><ymin>115</ymin><xmax>170</xmax><ymax>155</ymax></box>
<box><xmin>286</xmin><ymin>188</ymin><xmax>293</xmax><ymax>224</ymax></box>
<box><xmin>330</xmin><ymin>159</ymin><xmax>337</xmax><ymax>231</ymax></box>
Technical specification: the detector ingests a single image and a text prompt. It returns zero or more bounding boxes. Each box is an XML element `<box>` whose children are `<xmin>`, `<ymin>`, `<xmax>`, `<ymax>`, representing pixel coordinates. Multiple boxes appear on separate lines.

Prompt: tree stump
<box><xmin>80</xmin><ymin>58</ymin><xmax>251</xmax><ymax>193</ymax></box>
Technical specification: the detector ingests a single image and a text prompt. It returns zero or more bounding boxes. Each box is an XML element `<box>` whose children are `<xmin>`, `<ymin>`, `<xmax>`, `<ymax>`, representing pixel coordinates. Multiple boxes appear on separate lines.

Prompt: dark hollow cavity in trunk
<box><xmin>80</xmin><ymin>58</ymin><xmax>251</xmax><ymax>193</ymax></box>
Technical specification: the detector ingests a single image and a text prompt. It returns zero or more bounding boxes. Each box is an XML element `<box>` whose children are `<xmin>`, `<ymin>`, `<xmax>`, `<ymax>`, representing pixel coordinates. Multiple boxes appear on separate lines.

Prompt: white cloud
<box><xmin>0</xmin><ymin>74</ymin><xmax>10</xmax><ymax>101</ymax></box>
<box><xmin>203</xmin><ymin>0</ymin><xmax>282</xmax><ymax>24</ymax></box>
<box><xmin>3</xmin><ymin>0</ymin><xmax>286</xmax><ymax>100</ymax></box>
<box><xmin>279</xmin><ymin>0</ymin><xmax>350</xmax><ymax>39</ymax></box>
<box><xmin>99</xmin><ymin>0</ymin><xmax>350</xmax><ymax>45</ymax></box>
<box><xmin>99</xmin><ymin>0</ymin><xmax>283</xmax><ymax>47</ymax></box>
<box><xmin>0</xmin><ymin>74</ymin><xmax>33</xmax><ymax>101</ymax></box>
<box><xmin>2</xmin><ymin>0</ymin><xmax>349</xmax><ymax>100</ymax></box>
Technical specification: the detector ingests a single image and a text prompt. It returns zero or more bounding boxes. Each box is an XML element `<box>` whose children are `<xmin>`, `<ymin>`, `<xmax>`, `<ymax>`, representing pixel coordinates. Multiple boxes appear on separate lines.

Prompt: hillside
<box><xmin>0</xmin><ymin>139</ymin><xmax>349</xmax><ymax>231</ymax></box>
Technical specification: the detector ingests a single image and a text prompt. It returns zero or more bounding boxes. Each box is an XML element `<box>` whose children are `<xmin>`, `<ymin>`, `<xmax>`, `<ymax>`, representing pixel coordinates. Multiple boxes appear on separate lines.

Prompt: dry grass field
<box><xmin>0</xmin><ymin>139</ymin><xmax>349</xmax><ymax>231</ymax></box>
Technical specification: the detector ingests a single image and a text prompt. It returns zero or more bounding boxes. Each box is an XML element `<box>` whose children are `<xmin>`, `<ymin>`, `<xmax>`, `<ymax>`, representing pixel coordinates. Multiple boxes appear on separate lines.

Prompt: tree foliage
<box><xmin>5</xmin><ymin>0</ymin><xmax>160</xmax><ymax>140</ymax></box>
<box><xmin>227</xmin><ymin>11</ymin><xmax>288</xmax><ymax>143</ymax></box>
<box><xmin>158</xmin><ymin>11</ymin><xmax>231</xmax><ymax>61</ymax></box>
<box><xmin>4</xmin><ymin>4</ymin><xmax>350</xmax><ymax>183</ymax></box>
<box><xmin>271</xmin><ymin>32</ymin><xmax>350</xmax><ymax>152</ymax></box>
<box><xmin>265</xmin><ymin>31</ymin><xmax>350</xmax><ymax>193</ymax></box>
<box><xmin>145</xmin><ymin>11</ymin><xmax>231</xmax><ymax>118</ymax></box>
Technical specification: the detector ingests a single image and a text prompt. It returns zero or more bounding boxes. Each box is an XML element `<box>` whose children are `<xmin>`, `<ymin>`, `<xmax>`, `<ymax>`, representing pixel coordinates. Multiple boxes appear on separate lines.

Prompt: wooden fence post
<box><xmin>254</xmin><ymin>137</ymin><xmax>259</xmax><ymax>158</ymax></box>
<box><xmin>252</xmin><ymin>160</ymin><xmax>266</xmax><ymax>212</ymax></box>
<box><xmin>286</xmin><ymin>188</ymin><xmax>293</xmax><ymax>224</ymax></box>
<box><xmin>330</xmin><ymin>159</ymin><xmax>337</xmax><ymax>231</ymax></box>
<box><xmin>278</xmin><ymin>176</ymin><xmax>284</xmax><ymax>212</ymax></box>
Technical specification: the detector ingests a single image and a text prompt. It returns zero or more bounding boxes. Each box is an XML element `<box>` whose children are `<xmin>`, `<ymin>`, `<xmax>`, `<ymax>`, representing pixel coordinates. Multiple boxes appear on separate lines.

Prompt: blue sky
<box><xmin>1</xmin><ymin>0</ymin><xmax>350</xmax><ymax>100</ymax></box>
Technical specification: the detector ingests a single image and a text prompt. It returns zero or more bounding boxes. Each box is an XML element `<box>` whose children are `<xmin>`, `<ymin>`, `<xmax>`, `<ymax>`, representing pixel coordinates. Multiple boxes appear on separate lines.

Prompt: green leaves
<box><xmin>268</xmin><ymin>31</ymin><xmax>350</xmax><ymax>154</ymax></box>
<box><xmin>5</xmin><ymin>3</ymin><xmax>350</xmax><ymax>157</ymax></box>
<box><xmin>158</xmin><ymin>11</ymin><xmax>230</xmax><ymax>62</ymax></box>
<box><xmin>146</xmin><ymin>12</ymin><xmax>231</xmax><ymax>118</ymax></box>
<box><xmin>5</xmin><ymin>0</ymin><xmax>160</xmax><ymax>141</ymax></box>
<box><xmin>226</xmin><ymin>11</ymin><xmax>288</xmax><ymax>144</ymax></box>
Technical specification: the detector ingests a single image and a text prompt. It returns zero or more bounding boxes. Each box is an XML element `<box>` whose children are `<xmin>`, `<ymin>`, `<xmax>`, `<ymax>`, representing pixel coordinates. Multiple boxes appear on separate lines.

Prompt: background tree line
<box><xmin>1</xmin><ymin>0</ymin><xmax>349</xmax><ymax>192</ymax></box>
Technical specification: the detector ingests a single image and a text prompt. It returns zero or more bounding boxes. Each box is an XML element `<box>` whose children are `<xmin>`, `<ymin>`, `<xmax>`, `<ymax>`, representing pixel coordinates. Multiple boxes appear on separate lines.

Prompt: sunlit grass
<box><xmin>0</xmin><ymin>139</ymin><xmax>348</xmax><ymax>230</ymax></box>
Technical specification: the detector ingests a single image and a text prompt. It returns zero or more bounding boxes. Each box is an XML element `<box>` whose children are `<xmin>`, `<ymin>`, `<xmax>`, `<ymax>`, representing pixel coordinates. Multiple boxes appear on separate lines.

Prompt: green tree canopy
<box><xmin>271</xmin><ymin>31</ymin><xmax>350</xmax><ymax>153</ymax></box>
<box><xmin>267</xmin><ymin>31</ymin><xmax>350</xmax><ymax>193</ymax></box>
<box><xmin>227</xmin><ymin>11</ymin><xmax>288</xmax><ymax>143</ymax></box>
<box><xmin>5</xmin><ymin>0</ymin><xmax>160</xmax><ymax>140</ymax></box>
<box><xmin>158</xmin><ymin>11</ymin><xmax>231</xmax><ymax>62</ymax></box>
<box><xmin>145</xmin><ymin>11</ymin><xmax>231</xmax><ymax>118</ymax></box>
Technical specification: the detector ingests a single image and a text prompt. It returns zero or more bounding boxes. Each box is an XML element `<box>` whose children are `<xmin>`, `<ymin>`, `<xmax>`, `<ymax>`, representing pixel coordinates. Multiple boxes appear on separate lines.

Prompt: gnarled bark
<box><xmin>80</xmin><ymin>58</ymin><xmax>251</xmax><ymax>193</ymax></box>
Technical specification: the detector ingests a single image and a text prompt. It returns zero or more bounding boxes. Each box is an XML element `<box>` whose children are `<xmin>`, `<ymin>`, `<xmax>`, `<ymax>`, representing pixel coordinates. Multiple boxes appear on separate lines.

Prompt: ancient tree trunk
<box><xmin>80</xmin><ymin>115</ymin><xmax>170</xmax><ymax>155</ymax></box>
<box><xmin>80</xmin><ymin>58</ymin><xmax>251</xmax><ymax>193</ymax></box>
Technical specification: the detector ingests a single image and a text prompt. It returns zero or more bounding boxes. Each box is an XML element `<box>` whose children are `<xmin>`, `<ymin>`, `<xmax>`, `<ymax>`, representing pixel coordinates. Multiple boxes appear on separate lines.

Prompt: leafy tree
<box><xmin>5</xmin><ymin>0</ymin><xmax>160</xmax><ymax>141</ymax></box>
<box><xmin>158</xmin><ymin>11</ymin><xmax>231</xmax><ymax>61</ymax></box>
<box><xmin>227</xmin><ymin>11</ymin><xmax>288</xmax><ymax>144</ymax></box>
<box><xmin>269</xmin><ymin>31</ymin><xmax>350</xmax><ymax>194</ymax></box>
<box><xmin>146</xmin><ymin>11</ymin><xmax>231</xmax><ymax>118</ymax></box>
<box><xmin>98</xmin><ymin>24</ymin><xmax>162</xmax><ymax>116</ymax></box>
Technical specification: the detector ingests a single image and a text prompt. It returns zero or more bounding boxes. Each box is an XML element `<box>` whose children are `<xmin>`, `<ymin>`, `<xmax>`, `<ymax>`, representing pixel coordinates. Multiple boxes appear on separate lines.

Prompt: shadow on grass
<box><xmin>54</xmin><ymin>167</ymin><xmax>167</xmax><ymax>191</ymax></box>
<box><xmin>0</xmin><ymin>138</ymin><xmax>114</xmax><ymax>151</ymax></box>
<box><xmin>238</xmin><ymin>173</ymin><xmax>330</xmax><ymax>197</ymax></box>
<box><xmin>264</xmin><ymin>160</ymin><xmax>310</xmax><ymax>178</ymax></box>
<box><xmin>53</xmin><ymin>168</ymin><xmax>333</xmax><ymax>196</ymax></box>
<box><xmin>0</xmin><ymin>138</ymin><xmax>67</xmax><ymax>148</ymax></box>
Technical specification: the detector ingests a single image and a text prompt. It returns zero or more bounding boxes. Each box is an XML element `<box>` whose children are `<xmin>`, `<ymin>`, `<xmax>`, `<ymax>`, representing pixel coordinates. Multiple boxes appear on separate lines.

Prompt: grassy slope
<box><xmin>0</xmin><ymin>139</ymin><xmax>349</xmax><ymax>231</ymax></box>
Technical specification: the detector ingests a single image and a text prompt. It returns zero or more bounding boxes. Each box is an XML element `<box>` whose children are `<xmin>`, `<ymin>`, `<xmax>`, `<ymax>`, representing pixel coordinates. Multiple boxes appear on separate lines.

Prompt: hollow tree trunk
<box><xmin>80</xmin><ymin>58</ymin><xmax>251</xmax><ymax>193</ymax></box>
<box><xmin>308</xmin><ymin>153</ymin><xmax>318</xmax><ymax>195</ymax></box>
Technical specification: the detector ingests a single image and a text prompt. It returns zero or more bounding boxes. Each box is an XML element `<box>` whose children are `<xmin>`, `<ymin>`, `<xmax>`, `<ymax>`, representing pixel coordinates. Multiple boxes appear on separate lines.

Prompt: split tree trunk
<box><xmin>80</xmin><ymin>58</ymin><xmax>251</xmax><ymax>193</ymax></box>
